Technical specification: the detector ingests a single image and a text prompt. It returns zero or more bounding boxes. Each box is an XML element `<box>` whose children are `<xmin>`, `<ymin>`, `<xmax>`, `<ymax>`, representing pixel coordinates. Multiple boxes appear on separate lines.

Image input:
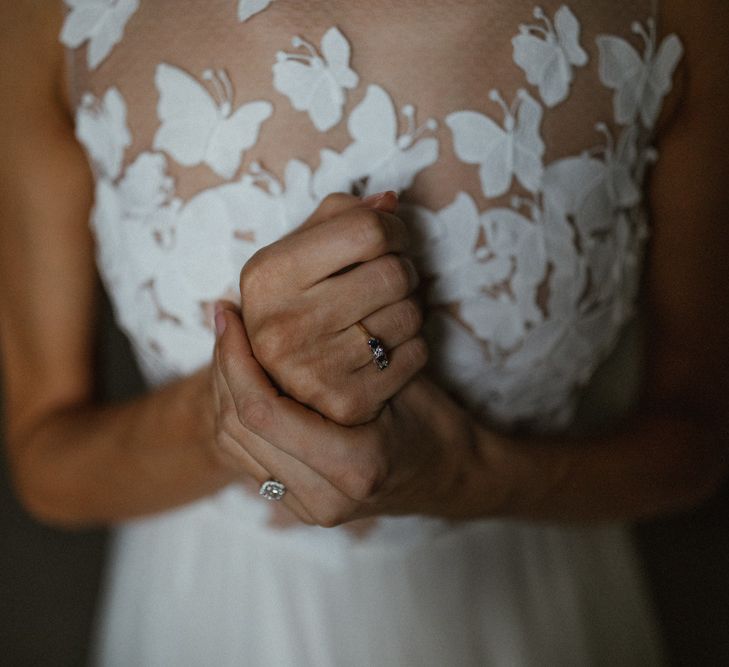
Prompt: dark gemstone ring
<box><xmin>356</xmin><ymin>322</ymin><xmax>389</xmax><ymax>371</ymax></box>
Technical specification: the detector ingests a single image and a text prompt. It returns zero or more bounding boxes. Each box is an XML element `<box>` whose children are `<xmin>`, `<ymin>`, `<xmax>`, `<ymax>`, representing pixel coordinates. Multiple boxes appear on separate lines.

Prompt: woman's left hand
<box><xmin>213</xmin><ymin>300</ymin><xmax>489</xmax><ymax>525</ymax></box>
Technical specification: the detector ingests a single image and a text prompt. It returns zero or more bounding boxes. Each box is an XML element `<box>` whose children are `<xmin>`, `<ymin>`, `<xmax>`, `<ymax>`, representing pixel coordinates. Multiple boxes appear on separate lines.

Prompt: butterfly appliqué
<box><xmin>320</xmin><ymin>84</ymin><xmax>439</xmax><ymax>197</ymax></box>
<box><xmin>273</xmin><ymin>27</ymin><xmax>359</xmax><ymax>132</ymax></box>
<box><xmin>512</xmin><ymin>5</ymin><xmax>588</xmax><ymax>107</ymax></box>
<box><xmin>153</xmin><ymin>64</ymin><xmax>273</xmax><ymax>179</ymax></box>
<box><xmin>60</xmin><ymin>0</ymin><xmax>139</xmax><ymax>70</ymax></box>
<box><xmin>237</xmin><ymin>0</ymin><xmax>274</xmax><ymax>22</ymax></box>
<box><xmin>446</xmin><ymin>89</ymin><xmax>545</xmax><ymax>198</ymax></box>
<box><xmin>63</xmin><ymin>4</ymin><xmax>687</xmax><ymax>433</ymax></box>
<box><xmin>543</xmin><ymin>123</ymin><xmax>642</xmax><ymax>238</ymax></box>
<box><xmin>597</xmin><ymin>18</ymin><xmax>683</xmax><ymax>128</ymax></box>
<box><xmin>75</xmin><ymin>87</ymin><xmax>131</xmax><ymax>180</ymax></box>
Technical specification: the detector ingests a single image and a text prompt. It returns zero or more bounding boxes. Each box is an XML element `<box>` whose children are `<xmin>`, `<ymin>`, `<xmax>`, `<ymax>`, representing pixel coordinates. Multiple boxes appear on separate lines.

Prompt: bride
<box><xmin>1</xmin><ymin>1</ymin><xmax>727</xmax><ymax>664</ymax></box>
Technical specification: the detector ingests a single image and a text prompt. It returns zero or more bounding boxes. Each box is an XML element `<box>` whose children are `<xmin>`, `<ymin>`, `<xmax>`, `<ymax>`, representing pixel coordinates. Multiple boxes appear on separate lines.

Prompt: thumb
<box><xmin>215</xmin><ymin>300</ymin><xmax>333</xmax><ymax>442</ymax></box>
<box><xmin>215</xmin><ymin>301</ymin><xmax>277</xmax><ymax>401</ymax></box>
<box><xmin>297</xmin><ymin>190</ymin><xmax>399</xmax><ymax>232</ymax></box>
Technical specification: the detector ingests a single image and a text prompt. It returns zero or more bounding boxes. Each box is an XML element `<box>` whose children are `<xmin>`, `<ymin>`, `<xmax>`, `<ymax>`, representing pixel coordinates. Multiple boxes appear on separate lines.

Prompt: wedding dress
<box><xmin>59</xmin><ymin>1</ymin><xmax>682</xmax><ymax>664</ymax></box>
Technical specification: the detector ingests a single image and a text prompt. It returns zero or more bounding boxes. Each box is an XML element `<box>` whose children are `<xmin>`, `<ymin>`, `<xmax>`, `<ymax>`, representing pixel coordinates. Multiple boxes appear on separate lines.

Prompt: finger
<box><xmin>344</xmin><ymin>297</ymin><xmax>424</xmax><ymax>367</ymax></box>
<box><xmin>216</xmin><ymin>336</ymin><xmax>354</xmax><ymax>523</ymax></box>
<box><xmin>297</xmin><ymin>191</ymin><xmax>399</xmax><ymax>232</ymax></box>
<box><xmin>323</xmin><ymin>336</ymin><xmax>429</xmax><ymax>425</ymax></box>
<box><xmin>309</xmin><ymin>253</ymin><xmax>419</xmax><ymax>329</ymax></box>
<box><xmin>294</xmin><ymin>297</ymin><xmax>422</xmax><ymax>383</ymax></box>
<box><xmin>247</xmin><ymin>208</ymin><xmax>410</xmax><ymax>291</ymax></box>
<box><xmin>217</xmin><ymin>306</ymin><xmax>383</xmax><ymax>502</ymax></box>
<box><xmin>216</xmin><ymin>381</ymin><xmax>320</xmax><ymax>524</ymax></box>
<box><xmin>359</xmin><ymin>297</ymin><xmax>424</xmax><ymax>351</ymax></box>
<box><xmin>213</xmin><ymin>352</ymin><xmax>317</xmax><ymax>523</ymax></box>
<box><xmin>215</xmin><ymin>303</ymin><xmax>353</xmax><ymax>500</ymax></box>
<box><xmin>214</xmin><ymin>298</ymin><xmax>241</xmax><ymax>317</ymax></box>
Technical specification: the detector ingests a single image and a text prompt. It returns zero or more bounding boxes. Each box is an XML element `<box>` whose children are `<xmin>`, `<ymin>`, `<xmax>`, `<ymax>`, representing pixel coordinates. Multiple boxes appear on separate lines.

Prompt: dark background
<box><xmin>1</xmin><ymin>294</ymin><xmax>728</xmax><ymax>666</ymax></box>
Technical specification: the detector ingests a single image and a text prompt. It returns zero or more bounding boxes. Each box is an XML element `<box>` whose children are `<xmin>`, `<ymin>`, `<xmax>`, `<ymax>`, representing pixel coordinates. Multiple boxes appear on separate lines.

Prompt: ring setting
<box><xmin>356</xmin><ymin>322</ymin><xmax>389</xmax><ymax>370</ymax></box>
<box><xmin>367</xmin><ymin>337</ymin><xmax>389</xmax><ymax>370</ymax></box>
<box><xmin>259</xmin><ymin>479</ymin><xmax>287</xmax><ymax>501</ymax></box>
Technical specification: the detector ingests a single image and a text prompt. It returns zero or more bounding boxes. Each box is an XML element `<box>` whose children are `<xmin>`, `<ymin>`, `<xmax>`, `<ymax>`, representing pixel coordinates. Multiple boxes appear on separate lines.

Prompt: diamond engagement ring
<box><xmin>356</xmin><ymin>322</ymin><xmax>389</xmax><ymax>371</ymax></box>
<box><xmin>259</xmin><ymin>479</ymin><xmax>287</xmax><ymax>501</ymax></box>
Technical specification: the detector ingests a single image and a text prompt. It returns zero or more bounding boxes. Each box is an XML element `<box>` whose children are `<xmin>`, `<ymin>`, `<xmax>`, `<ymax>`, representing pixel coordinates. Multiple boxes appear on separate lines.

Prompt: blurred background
<box><xmin>1</xmin><ymin>292</ymin><xmax>728</xmax><ymax>666</ymax></box>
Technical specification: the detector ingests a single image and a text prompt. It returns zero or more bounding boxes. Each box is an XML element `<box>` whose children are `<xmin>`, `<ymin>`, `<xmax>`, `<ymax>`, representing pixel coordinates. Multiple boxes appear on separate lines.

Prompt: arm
<box><xmin>0</xmin><ymin>4</ymin><xmax>234</xmax><ymax>528</ymax></box>
<box><xmin>462</xmin><ymin>0</ymin><xmax>729</xmax><ymax>521</ymax></box>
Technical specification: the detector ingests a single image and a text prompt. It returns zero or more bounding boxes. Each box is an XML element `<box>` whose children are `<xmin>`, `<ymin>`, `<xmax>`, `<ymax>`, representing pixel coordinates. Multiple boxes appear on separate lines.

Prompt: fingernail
<box><xmin>214</xmin><ymin>300</ymin><xmax>223</xmax><ymax>316</ymax></box>
<box><xmin>214</xmin><ymin>310</ymin><xmax>227</xmax><ymax>337</ymax></box>
<box><xmin>361</xmin><ymin>190</ymin><xmax>398</xmax><ymax>207</ymax></box>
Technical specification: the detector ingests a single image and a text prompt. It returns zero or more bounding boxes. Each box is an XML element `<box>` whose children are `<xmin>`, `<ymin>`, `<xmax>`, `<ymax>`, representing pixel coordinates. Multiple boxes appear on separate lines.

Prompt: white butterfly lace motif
<box><xmin>68</xmin><ymin>9</ymin><xmax>684</xmax><ymax>432</ymax></box>
<box><xmin>60</xmin><ymin>0</ymin><xmax>139</xmax><ymax>69</ymax></box>
<box><xmin>597</xmin><ymin>18</ymin><xmax>683</xmax><ymax>128</ymax></box>
<box><xmin>273</xmin><ymin>27</ymin><xmax>358</xmax><ymax>132</ymax></box>
<box><xmin>238</xmin><ymin>0</ymin><xmax>274</xmax><ymax>22</ymax></box>
<box><xmin>512</xmin><ymin>5</ymin><xmax>588</xmax><ymax>107</ymax></box>
<box><xmin>153</xmin><ymin>64</ymin><xmax>273</xmax><ymax>179</ymax></box>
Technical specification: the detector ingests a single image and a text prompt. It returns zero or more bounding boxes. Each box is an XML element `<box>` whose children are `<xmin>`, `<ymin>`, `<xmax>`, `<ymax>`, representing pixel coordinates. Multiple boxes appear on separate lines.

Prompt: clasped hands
<box><xmin>209</xmin><ymin>192</ymin><xmax>486</xmax><ymax>527</ymax></box>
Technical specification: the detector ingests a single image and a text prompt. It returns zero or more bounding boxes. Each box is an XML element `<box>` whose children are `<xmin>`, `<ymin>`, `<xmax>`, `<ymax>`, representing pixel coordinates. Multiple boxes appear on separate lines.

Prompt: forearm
<box><xmin>9</xmin><ymin>366</ymin><xmax>237</xmax><ymax>528</ymax></box>
<box><xmin>461</xmin><ymin>406</ymin><xmax>728</xmax><ymax>522</ymax></box>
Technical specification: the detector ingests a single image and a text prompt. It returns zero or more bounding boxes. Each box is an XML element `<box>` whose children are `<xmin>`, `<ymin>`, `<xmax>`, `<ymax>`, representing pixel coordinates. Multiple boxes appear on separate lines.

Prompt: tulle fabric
<box><xmin>93</xmin><ymin>497</ymin><xmax>664</xmax><ymax>666</ymax></box>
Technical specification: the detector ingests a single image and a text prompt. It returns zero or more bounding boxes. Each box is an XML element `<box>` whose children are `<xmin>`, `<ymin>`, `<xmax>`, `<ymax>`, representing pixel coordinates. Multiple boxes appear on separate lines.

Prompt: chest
<box><xmin>68</xmin><ymin>0</ymin><xmax>622</xmax><ymax>208</ymax></box>
<box><xmin>61</xmin><ymin>0</ymin><xmax>671</xmax><ymax>433</ymax></box>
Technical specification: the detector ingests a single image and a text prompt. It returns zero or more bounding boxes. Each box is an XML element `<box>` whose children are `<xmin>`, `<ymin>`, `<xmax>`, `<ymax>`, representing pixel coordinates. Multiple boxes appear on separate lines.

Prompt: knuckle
<box><xmin>239</xmin><ymin>249</ymin><xmax>264</xmax><ymax>289</ymax></box>
<box><xmin>239</xmin><ymin>267</ymin><xmax>261</xmax><ymax>305</ymax></box>
<box><xmin>406</xmin><ymin>335</ymin><xmax>430</xmax><ymax>370</ymax></box>
<box><xmin>321</xmin><ymin>192</ymin><xmax>353</xmax><ymax>210</ymax></box>
<box><xmin>287</xmin><ymin>362</ymin><xmax>324</xmax><ymax>404</ymax></box>
<box><xmin>240</xmin><ymin>247</ymin><xmax>283</xmax><ymax>298</ymax></box>
<box><xmin>297</xmin><ymin>512</ymin><xmax>317</xmax><ymax>527</ymax></box>
<box><xmin>251</xmin><ymin>319</ymin><xmax>289</xmax><ymax>366</ymax></box>
<box><xmin>354</xmin><ymin>209</ymin><xmax>389</xmax><ymax>253</ymax></box>
<box><xmin>342</xmin><ymin>457</ymin><xmax>387</xmax><ymax>501</ymax></box>
<box><xmin>398</xmin><ymin>298</ymin><xmax>424</xmax><ymax>335</ymax></box>
<box><xmin>312</xmin><ymin>502</ymin><xmax>349</xmax><ymax>529</ymax></box>
<box><xmin>236</xmin><ymin>397</ymin><xmax>273</xmax><ymax>431</ymax></box>
<box><xmin>323</xmin><ymin>391</ymin><xmax>365</xmax><ymax>426</ymax></box>
<box><xmin>376</xmin><ymin>254</ymin><xmax>410</xmax><ymax>298</ymax></box>
<box><xmin>219</xmin><ymin>407</ymin><xmax>241</xmax><ymax>436</ymax></box>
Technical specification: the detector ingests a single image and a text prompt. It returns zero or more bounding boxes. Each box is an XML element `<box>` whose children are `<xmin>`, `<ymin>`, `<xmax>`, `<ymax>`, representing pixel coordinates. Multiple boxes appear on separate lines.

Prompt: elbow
<box><xmin>6</xmin><ymin>437</ymin><xmax>93</xmax><ymax>532</ymax></box>
<box><xmin>8</xmin><ymin>456</ymin><xmax>66</xmax><ymax>529</ymax></box>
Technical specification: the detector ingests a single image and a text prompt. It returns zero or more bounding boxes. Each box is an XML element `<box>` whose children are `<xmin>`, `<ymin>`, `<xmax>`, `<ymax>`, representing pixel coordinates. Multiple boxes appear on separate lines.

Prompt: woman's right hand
<box><xmin>238</xmin><ymin>191</ymin><xmax>428</xmax><ymax>426</ymax></box>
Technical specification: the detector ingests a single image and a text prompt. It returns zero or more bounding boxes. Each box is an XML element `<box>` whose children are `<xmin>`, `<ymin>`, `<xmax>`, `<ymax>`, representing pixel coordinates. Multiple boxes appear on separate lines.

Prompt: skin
<box><xmin>0</xmin><ymin>1</ymin><xmax>727</xmax><ymax>528</ymax></box>
<box><xmin>241</xmin><ymin>191</ymin><xmax>429</xmax><ymax>426</ymax></box>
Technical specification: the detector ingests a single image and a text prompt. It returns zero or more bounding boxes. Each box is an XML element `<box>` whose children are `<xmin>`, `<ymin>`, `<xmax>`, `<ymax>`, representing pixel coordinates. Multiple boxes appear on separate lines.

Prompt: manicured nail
<box><xmin>214</xmin><ymin>310</ymin><xmax>227</xmax><ymax>337</ymax></box>
<box><xmin>361</xmin><ymin>190</ymin><xmax>398</xmax><ymax>207</ymax></box>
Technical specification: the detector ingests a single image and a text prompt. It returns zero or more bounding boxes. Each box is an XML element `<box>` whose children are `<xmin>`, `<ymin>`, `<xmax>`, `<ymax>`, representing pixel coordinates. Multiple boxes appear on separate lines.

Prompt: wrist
<box><xmin>467</xmin><ymin>425</ymin><xmax>518</xmax><ymax>518</ymax></box>
<box><xmin>466</xmin><ymin>425</ymin><xmax>578</xmax><ymax>520</ymax></box>
<box><xmin>436</xmin><ymin>420</ymin><xmax>512</xmax><ymax>520</ymax></box>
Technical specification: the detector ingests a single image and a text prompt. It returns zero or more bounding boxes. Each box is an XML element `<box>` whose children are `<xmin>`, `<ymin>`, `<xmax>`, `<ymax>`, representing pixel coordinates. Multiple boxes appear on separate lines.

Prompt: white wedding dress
<box><xmin>59</xmin><ymin>1</ymin><xmax>682</xmax><ymax>664</ymax></box>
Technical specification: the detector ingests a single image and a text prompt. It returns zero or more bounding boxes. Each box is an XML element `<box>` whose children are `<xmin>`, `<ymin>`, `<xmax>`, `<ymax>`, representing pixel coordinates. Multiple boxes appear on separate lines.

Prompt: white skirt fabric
<box><xmin>92</xmin><ymin>491</ymin><xmax>665</xmax><ymax>667</ymax></box>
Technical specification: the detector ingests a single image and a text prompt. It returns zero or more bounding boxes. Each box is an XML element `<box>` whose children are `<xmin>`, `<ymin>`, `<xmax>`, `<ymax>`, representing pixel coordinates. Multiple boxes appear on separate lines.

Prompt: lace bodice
<box><xmin>61</xmin><ymin>0</ymin><xmax>681</xmax><ymax>435</ymax></box>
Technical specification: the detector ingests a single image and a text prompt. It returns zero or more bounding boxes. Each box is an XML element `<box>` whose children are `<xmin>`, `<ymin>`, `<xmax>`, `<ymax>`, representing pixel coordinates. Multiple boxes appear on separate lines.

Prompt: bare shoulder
<box><xmin>0</xmin><ymin>1</ymin><xmax>67</xmax><ymax>120</ymax></box>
